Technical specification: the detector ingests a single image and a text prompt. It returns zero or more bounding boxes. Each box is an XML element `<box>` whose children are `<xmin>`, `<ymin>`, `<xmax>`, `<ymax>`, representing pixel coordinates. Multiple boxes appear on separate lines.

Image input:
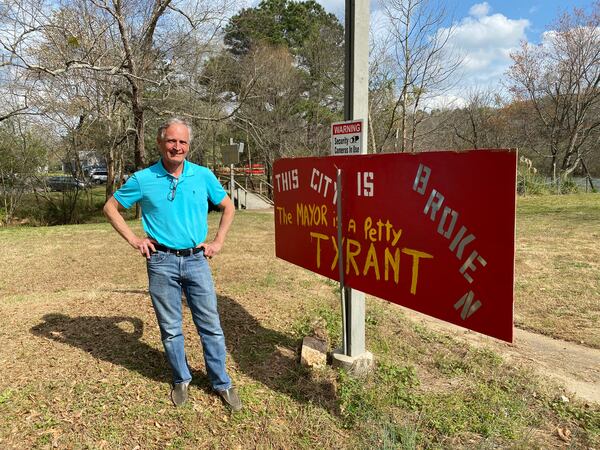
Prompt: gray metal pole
<box><xmin>230</xmin><ymin>163</ymin><xmax>236</xmax><ymax>210</ymax></box>
<box><xmin>344</xmin><ymin>0</ymin><xmax>369</xmax><ymax>358</ymax></box>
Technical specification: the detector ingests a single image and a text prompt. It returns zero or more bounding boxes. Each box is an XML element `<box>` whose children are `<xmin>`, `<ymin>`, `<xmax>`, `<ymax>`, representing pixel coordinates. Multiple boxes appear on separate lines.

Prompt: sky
<box><xmin>245</xmin><ymin>0</ymin><xmax>595</xmax><ymax>106</ymax></box>
<box><xmin>318</xmin><ymin>0</ymin><xmax>594</xmax><ymax>105</ymax></box>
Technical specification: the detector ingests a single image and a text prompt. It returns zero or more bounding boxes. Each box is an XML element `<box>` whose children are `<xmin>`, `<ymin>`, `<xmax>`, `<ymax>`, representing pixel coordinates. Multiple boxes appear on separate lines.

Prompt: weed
<box><xmin>549</xmin><ymin>397</ymin><xmax>600</xmax><ymax>435</ymax></box>
<box><xmin>0</xmin><ymin>389</ymin><xmax>12</xmax><ymax>405</ymax></box>
<box><xmin>434</xmin><ymin>353</ymin><xmax>469</xmax><ymax>376</ymax></box>
<box><xmin>436</xmin><ymin>348</ymin><xmax>503</xmax><ymax>377</ymax></box>
<box><xmin>261</xmin><ymin>271</ymin><xmax>277</xmax><ymax>287</ymax></box>
<box><xmin>366</xmin><ymin>302</ymin><xmax>386</xmax><ymax>328</ymax></box>
<box><xmin>423</xmin><ymin>380</ymin><xmax>530</xmax><ymax>439</ymax></box>
<box><xmin>292</xmin><ymin>305</ymin><xmax>341</xmax><ymax>345</ymax></box>
<box><xmin>377</xmin><ymin>361</ymin><xmax>421</xmax><ymax>409</ymax></box>
<box><xmin>337</xmin><ymin>370</ymin><xmax>379</xmax><ymax>427</ymax></box>
<box><xmin>33</xmin><ymin>413</ymin><xmax>59</xmax><ymax>431</ymax></box>
<box><xmin>367</xmin><ymin>418</ymin><xmax>420</xmax><ymax>450</ymax></box>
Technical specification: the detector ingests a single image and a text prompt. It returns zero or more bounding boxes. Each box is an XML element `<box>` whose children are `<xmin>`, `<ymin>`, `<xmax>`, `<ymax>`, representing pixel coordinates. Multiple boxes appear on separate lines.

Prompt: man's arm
<box><xmin>103</xmin><ymin>196</ymin><xmax>156</xmax><ymax>258</ymax></box>
<box><xmin>201</xmin><ymin>195</ymin><xmax>235</xmax><ymax>258</ymax></box>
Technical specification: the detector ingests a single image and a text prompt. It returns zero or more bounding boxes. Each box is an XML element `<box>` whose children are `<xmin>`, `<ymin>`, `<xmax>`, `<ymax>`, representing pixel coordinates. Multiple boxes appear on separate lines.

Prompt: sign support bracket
<box><xmin>336</xmin><ymin>168</ymin><xmax>348</xmax><ymax>354</ymax></box>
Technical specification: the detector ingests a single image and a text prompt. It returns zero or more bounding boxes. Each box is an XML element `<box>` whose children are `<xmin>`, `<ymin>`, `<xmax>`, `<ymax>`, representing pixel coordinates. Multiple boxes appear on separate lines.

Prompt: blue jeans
<box><xmin>146</xmin><ymin>249</ymin><xmax>231</xmax><ymax>391</ymax></box>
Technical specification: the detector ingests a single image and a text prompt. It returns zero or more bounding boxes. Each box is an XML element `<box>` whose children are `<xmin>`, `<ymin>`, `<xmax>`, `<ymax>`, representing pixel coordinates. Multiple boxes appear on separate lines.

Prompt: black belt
<box><xmin>153</xmin><ymin>244</ymin><xmax>203</xmax><ymax>257</ymax></box>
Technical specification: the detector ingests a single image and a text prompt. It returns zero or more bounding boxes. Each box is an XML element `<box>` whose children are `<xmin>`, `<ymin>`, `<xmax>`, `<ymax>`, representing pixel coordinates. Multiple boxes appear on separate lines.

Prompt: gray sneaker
<box><xmin>217</xmin><ymin>387</ymin><xmax>242</xmax><ymax>412</ymax></box>
<box><xmin>170</xmin><ymin>381</ymin><xmax>189</xmax><ymax>407</ymax></box>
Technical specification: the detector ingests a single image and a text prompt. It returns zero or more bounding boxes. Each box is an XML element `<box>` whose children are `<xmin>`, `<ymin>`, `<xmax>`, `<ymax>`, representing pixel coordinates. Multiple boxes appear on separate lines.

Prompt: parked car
<box><xmin>47</xmin><ymin>176</ymin><xmax>87</xmax><ymax>191</ymax></box>
<box><xmin>89</xmin><ymin>168</ymin><xmax>108</xmax><ymax>184</ymax></box>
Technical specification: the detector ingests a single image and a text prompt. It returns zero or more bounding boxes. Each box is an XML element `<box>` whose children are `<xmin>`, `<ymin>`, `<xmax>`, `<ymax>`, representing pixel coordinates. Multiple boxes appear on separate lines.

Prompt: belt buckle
<box><xmin>174</xmin><ymin>249</ymin><xmax>183</xmax><ymax>257</ymax></box>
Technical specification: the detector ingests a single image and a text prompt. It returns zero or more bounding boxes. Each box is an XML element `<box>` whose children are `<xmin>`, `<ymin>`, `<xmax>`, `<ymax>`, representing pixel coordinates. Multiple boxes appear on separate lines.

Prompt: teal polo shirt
<box><xmin>114</xmin><ymin>160</ymin><xmax>226</xmax><ymax>249</ymax></box>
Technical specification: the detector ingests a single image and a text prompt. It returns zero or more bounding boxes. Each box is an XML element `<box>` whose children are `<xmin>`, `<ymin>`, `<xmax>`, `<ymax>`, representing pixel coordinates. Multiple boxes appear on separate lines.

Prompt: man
<box><xmin>103</xmin><ymin>118</ymin><xmax>241</xmax><ymax>411</ymax></box>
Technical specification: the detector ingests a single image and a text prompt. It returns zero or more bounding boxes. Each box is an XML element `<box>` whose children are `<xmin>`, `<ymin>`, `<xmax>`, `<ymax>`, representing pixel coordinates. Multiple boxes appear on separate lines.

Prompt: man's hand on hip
<box><xmin>199</xmin><ymin>240</ymin><xmax>222</xmax><ymax>259</ymax></box>
<box><xmin>130</xmin><ymin>237</ymin><xmax>157</xmax><ymax>259</ymax></box>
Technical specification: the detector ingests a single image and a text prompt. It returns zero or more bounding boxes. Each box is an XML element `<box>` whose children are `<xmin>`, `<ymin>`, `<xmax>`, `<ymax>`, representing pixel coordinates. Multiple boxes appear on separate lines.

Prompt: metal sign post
<box><xmin>330</xmin><ymin>0</ymin><xmax>374</xmax><ymax>375</ymax></box>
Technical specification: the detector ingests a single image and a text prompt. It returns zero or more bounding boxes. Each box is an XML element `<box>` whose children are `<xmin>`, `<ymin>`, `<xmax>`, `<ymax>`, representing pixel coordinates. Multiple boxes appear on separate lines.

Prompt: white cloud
<box><xmin>425</xmin><ymin>94</ymin><xmax>468</xmax><ymax>110</ymax></box>
<box><xmin>442</xmin><ymin>9</ymin><xmax>529</xmax><ymax>91</ymax></box>
<box><xmin>469</xmin><ymin>2</ymin><xmax>491</xmax><ymax>18</ymax></box>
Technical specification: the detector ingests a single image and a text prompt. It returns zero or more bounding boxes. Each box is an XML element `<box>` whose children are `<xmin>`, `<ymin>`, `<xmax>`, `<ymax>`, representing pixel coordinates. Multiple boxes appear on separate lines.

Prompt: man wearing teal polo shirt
<box><xmin>103</xmin><ymin>118</ymin><xmax>241</xmax><ymax>411</ymax></box>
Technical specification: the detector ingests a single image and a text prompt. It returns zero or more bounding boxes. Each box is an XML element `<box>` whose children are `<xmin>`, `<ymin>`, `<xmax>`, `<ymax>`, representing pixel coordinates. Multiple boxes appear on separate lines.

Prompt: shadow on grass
<box><xmin>30</xmin><ymin>313</ymin><xmax>174</xmax><ymax>384</ymax></box>
<box><xmin>29</xmin><ymin>295</ymin><xmax>338</xmax><ymax>415</ymax></box>
<box><xmin>218</xmin><ymin>295</ymin><xmax>338</xmax><ymax>415</ymax></box>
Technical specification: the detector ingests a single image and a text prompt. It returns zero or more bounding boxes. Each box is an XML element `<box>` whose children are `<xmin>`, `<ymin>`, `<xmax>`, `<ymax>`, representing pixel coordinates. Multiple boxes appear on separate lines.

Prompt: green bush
<box><xmin>558</xmin><ymin>178</ymin><xmax>579</xmax><ymax>195</ymax></box>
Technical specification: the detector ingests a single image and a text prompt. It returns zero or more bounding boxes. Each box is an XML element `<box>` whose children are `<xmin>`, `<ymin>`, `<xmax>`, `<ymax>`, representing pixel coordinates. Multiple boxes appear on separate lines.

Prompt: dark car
<box><xmin>47</xmin><ymin>176</ymin><xmax>87</xmax><ymax>191</ymax></box>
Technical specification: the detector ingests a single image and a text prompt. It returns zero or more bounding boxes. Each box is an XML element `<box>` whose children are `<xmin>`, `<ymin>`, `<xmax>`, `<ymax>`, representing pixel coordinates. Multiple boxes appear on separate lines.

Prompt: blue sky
<box><xmin>321</xmin><ymin>0</ymin><xmax>596</xmax><ymax>104</ymax></box>
<box><xmin>242</xmin><ymin>0</ymin><xmax>594</xmax><ymax>105</ymax></box>
<box><xmin>315</xmin><ymin>0</ymin><xmax>591</xmax><ymax>43</ymax></box>
<box><xmin>449</xmin><ymin>0</ymin><xmax>592</xmax><ymax>44</ymax></box>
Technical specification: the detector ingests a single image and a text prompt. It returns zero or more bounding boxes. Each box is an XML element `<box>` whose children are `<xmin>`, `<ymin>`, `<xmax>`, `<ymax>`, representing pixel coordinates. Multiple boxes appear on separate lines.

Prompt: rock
<box><xmin>300</xmin><ymin>336</ymin><xmax>328</xmax><ymax>368</ymax></box>
<box><xmin>560</xmin><ymin>395</ymin><xmax>570</xmax><ymax>403</ymax></box>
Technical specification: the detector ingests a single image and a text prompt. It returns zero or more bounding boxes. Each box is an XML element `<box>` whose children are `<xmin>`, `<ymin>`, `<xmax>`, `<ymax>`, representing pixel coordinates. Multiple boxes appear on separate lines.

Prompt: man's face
<box><xmin>158</xmin><ymin>123</ymin><xmax>190</xmax><ymax>166</ymax></box>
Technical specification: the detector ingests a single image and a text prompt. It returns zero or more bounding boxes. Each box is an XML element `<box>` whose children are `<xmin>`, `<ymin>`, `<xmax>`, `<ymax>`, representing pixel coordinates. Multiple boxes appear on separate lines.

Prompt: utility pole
<box><xmin>331</xmin><ymin>0</ymin><xmax>374</xmax><ymax>376</ymax></box>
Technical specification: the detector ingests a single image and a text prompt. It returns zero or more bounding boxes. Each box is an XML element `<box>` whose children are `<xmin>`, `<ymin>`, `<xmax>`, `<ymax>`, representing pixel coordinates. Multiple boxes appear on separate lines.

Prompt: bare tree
<box><xmin>368</xmin><ymin>30</ymin><xmax>397</xmax><ymax>153</ymax></box>
<box><xmin>508</xmin><ymin>2</ymin><xmax>600</xmax><ymax>187</ymax></box>
<box><xmin>233</xmin><ymin>44</ymin><xmax>305</xmax><ymax>182</ymax></box>
<box><xmin>449</xmin><ymin>88</ymin><xmax>506</xmax><ymax>149</ymax></box>
<box><xmin>0</xmin><ymin>117</ymin><xmax>47</xmax><ymax>224</ymax></box>
<box><xmin>378</xmin><ymin>0</ymin><xmax>461</xmax><ymax>152</ymax></box>
<box><xmin>0</xmin><ymin>0</ymin><xmax>234</xmax><ymax>172</ymax></box>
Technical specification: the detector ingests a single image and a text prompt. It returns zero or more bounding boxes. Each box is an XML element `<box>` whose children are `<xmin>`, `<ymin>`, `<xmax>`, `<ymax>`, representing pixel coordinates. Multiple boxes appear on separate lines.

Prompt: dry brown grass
<box><xmin>0</xmin><ymin>197</ymin><xmax>598</xmax><ymax>448</ymax></box>
<box><xmin>515</xmin><ymin>193</ymin><xmax>600</xmax><ymax>347</ymax></box>
<box><xmin>0</xmin><ymin>213</ymin><xmax>352</xmax><ymax>449</ymax></box>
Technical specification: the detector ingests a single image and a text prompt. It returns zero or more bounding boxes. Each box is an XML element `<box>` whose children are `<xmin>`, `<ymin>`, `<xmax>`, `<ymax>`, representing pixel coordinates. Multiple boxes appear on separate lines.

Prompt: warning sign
<box><xmin>331</xmin><ymin>119</ymin><xmax>364</xmax><ymax>155</ymax></box>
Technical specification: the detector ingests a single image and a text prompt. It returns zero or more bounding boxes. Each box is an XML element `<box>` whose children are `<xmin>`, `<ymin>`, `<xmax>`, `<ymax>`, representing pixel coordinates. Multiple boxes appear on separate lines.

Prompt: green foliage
<box><xmin>549</xmin><ymin>397</ymin><xmax>600</xmax><ymax>435</ymax></box>
<box><xmin>0</xmin><ymin>389</ymin><xmax>12</xmax><ymax>405</ymax></box>
<box><xmin>337</xmin><ymin>361</ymin><xmax>422</xmax><ymax>429</ymax></box>
<box><xmin>422</xmin><ymin>381</ymin><xmax>530</xmax><ymax>439</ymax></box>
<box><xmin>558</xmin><ymin>178</ymin><xmax>579</xmax><ymax>194</ymax></box>
<box><xmin>337</xmin><ymin>369</ymin><xmax>378</xmax><ymax>427</ymax></box>
<box><xmin>20</xmin><ymin>188</ymin><xmax>106</xmax><ymax>225</ymax></box>
<box><xmin>435</xmin><ymin>348</ymin><xmax>502</xmax><ymax>377</ymax></box>
<box><xmin>377</xmin><ymin>421</ymin><xmax>419</xmax><ymax>450</ymax></box>
<box><xmin>224</xmin><ymin>0</ymin><xmax>343</xmax><ymax>60</ymax></box>
<box><xmin>377</xmin><ymin>361</ymin><xmax>421</xmax><ymax>409</ymax></box>
<box><xmin>292</xmin><ymin>305</ymin><xmax>341</xmax><ymax>345</ymax></box>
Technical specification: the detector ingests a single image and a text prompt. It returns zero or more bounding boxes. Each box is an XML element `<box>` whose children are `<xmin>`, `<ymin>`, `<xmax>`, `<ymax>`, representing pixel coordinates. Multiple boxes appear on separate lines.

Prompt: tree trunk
<box><xmin>368</xmin><ymin>110</ymin><xmax>377</xmax><ymax>153</ymax></box>
<box><xmin>106</xmin><ymin>146</ymin><xmax>115</xmax><ymax>199</ymax></box>
<box><xmin>133</xmin><ymin>104</ymin><xmax>145</xmax><ymax>171</ymax></box>
<box><xmin>580</xmin><ymin>158</ymin><xmax>596</xmax><ymax>192</ymax></box>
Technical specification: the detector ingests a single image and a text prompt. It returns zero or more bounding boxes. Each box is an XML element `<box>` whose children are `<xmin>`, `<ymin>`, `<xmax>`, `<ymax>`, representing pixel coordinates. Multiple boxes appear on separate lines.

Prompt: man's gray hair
<box><xmin>157</xmin><ymin>118</ymin><xmax>193</xmax><ymax>143</ymax></box>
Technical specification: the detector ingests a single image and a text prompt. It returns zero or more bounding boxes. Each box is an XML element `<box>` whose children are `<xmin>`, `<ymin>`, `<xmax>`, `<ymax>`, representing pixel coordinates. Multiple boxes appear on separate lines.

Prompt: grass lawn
<box><xmin>0</xmin><ymin>193</ymin><xmax>598</xmax><ymax>448</ymax></box>
<box><xmin>515</xmin><ymin>193</ymin><xmax>600</xmax><ymax>347</ymax></box>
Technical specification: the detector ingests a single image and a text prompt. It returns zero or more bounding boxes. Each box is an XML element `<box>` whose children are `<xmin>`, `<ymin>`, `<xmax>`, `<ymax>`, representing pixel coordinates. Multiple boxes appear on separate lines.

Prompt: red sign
<box><xmin>244</xmin><ymin>164</ymin><xmax>265</xmax><ymax>175</ymax></box>
<box><xmin>273</xmin><ymin>150</ymin><xmax>517</xmax><ymax>342</ymax></box>
<box><xmin>333</xmin><ymin>122</ymin><xmax>361</xmax><ymax>134</ymax></box>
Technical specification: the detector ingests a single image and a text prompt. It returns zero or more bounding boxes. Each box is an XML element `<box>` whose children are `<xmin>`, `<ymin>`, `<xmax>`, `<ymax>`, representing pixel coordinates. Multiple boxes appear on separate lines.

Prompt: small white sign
<box><xmin>331</xmin><ymin>119</ymin><xmax>364</xmax><ymax>156</ymax></box>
